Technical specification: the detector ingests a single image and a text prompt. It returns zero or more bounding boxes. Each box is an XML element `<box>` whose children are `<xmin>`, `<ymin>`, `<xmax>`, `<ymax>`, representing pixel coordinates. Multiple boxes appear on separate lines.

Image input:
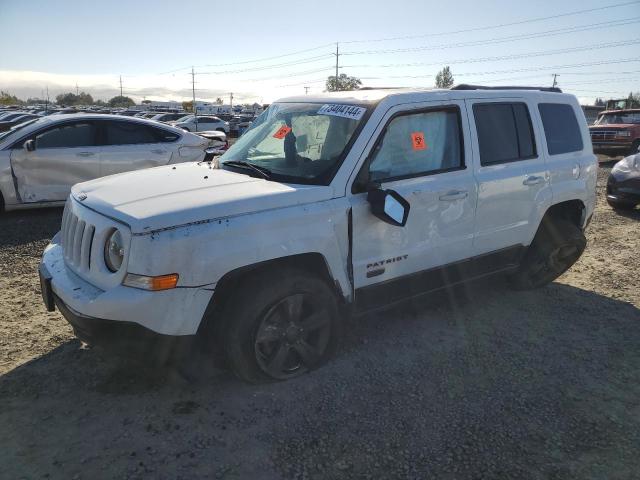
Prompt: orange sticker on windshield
<box><xmin>411</xmin><ymin>132</ymin><xmax>427</xmax><ymax>151</ymax></box>
<box><xmin>273</xmin><ymin>126</ymin><xmax>292</xmax><ymax>139</ymax></box>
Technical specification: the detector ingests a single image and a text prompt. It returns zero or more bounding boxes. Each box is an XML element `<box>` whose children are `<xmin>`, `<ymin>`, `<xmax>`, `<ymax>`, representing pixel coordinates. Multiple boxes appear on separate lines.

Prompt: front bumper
<box><xmin>40</xmin><ymin>235</ymin><xmax>214</xmax><ymax>341</ymax></box>
<box><xmin>592</xmin><ymin>143</ymin><xmax>632</xmax><ymax>155</ymax></box>
<box><xmin>54</xmin><ymin>290</ymin><xmax>195</xmax><ymax>356</ymax></box>
<box><xmin>607</xmin><ymin>173</ymin><xmax>640</xmax><ymax>205</ymax></box>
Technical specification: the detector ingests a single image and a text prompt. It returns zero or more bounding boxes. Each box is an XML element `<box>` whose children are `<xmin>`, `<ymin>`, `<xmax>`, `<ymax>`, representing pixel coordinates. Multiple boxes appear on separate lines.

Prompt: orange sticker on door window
<box><xmin>273</xmin><ymin>125</ymin><xmax>292</xmax><ymax>139</ymax></box>
<box><xmin>411</xmin><ymin>132</ymin><xmax>427</xmax><ymax>151</ymax></box>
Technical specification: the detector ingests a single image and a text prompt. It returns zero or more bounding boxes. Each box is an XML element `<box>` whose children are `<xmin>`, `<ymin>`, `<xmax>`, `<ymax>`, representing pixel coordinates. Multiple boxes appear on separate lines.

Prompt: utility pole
<box><xmin>333</xmin><ymin>42</ymin><xmax>340</xmax><ymax>91</ymax></box>
<box><xmin>552</xmin><ymin>74</ymin><xmax>559</xmax><ymax>89</ymax></box>
<box><xmin>45</xmin><ymin>86</ymin><xmax>49</xmax><ymax>113</ymax></box>
<box><xmin>191</xmin><ymin>67</ymin><xmax>197</xmax><ymax>130</ymax></box>
<box><xmin>229</xmin><ymin>92</ymin><xmax>234</xmax><ymax>109</ymax></box>
<box><xmin>119</xmin><ymin>75</ymin><xmax>123</xmax><ymax>97</ymax></box>
<box><xmin>304</xmin><ymin>86</ymin><xmax>310</xmax><ymax>95</ymax></box>
<box><xmin>76</xmin><ymin>83</ymin><xmax>79</xmax><ymax>96</ymax></box>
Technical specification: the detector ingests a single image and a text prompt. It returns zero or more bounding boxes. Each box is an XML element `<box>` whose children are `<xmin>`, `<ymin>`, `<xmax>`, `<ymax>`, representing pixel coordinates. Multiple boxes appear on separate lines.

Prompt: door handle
<box><xmin>151</xmin><ymin>149</ymin><xmax>167</xmax><ymax>154</ymax></box>
<box><xmin>523</xmin><ymin>175</ymin><xmax>544</xmax><ymax>186</ymax></box>
<box><xmin>76</xmin><ymin>151</ymin><xmax>95</xmax><ymax>157</ymax></box>
<box><xmin>439</xmin><ymin>190</ymin><xmax>468</xmax><ymax>201</ymax></box>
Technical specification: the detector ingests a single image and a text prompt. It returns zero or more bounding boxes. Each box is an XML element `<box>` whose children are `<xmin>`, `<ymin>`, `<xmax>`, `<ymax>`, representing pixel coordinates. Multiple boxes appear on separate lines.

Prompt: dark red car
<box><xmin>589</xmin><ymin>109</ymin><xmax>640</xmax><ymax>158</ymax></box>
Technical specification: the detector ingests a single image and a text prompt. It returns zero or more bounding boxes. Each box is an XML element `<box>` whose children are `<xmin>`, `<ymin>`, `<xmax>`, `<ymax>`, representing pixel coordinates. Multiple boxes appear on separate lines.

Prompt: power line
<box><xmin>341</xmin><ymin>17</ymin><xmax>640</xmax><ymax>56</ymax></box>
<box><xmin>343</xmin><ymin>39</ymin><xmax>640</xmax><ymax>70</ymax></box>
<box><xmin>157</xmin><ymin>43</ymin><xmax>335</xmax><ymax>74</ymax></box>
<box><xmin>230</xmin><ymin>67</ymin><xmax>336</xmax><ymax>83</ymax></box>
<box><xmin>340</xmin><ymin>0</ymin><xmax>640</xmax><ymax>44</ymax></box>
<box><xmin>196</xmin><ymin>54</ymin><xmax>333</xmax><ymax>75</ymax></box>
<box><xmin>356</xmin><ymin>58</ymin><xmax>640</xmax><ymax>80</ymax></box>
<box><xmin>199</xmin><ymin>19</ymin><xmax>640</xmax><ymax>78</ymax></box>
<box><xmin>150</xmin><ymin>0</ymin><xmax>639</xmax><ymax>77</ymax></box>
<box><xmin>557</xmin><ymin>76</ymin><xmax>640</xmax><ymax>85</ymax></box>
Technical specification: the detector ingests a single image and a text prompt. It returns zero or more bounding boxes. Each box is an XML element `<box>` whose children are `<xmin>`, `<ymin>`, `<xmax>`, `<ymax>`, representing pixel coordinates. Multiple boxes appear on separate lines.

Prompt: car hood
<box><xmin>72</xmin><ymin>162</ymin><xmax>333</xmax><ymax>234</ymax></box>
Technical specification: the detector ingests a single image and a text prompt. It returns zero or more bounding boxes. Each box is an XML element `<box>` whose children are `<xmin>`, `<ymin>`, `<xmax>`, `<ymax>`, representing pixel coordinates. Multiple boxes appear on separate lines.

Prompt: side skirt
<box><xmin>354</xmin><ymin>245</ymin><xmax>525</xmax><ymax>314</ymax></box>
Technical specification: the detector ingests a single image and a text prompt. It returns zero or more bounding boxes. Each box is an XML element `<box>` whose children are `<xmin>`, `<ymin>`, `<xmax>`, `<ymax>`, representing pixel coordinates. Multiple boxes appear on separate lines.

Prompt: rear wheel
<box><xmin>629</xmin><ymin>139</ymin><xmax>640</xmax><ymax>156</ymax></box>
<box><xmin>512</xmin><ymin>219</ymin><xmax>586</xmax><ymax>290</ymax></box>
<box><xmin>222</xmin><ymin>268</ymin><xmax>340</xmax><ymax>383</ymax></box>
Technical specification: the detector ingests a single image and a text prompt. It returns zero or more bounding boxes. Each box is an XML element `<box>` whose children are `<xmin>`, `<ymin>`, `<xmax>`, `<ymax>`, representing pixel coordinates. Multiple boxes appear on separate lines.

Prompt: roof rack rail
<box><xmin>451</xmin><ymin>84</ymin><xmax>562</xmax><ymax>93</ymax></box>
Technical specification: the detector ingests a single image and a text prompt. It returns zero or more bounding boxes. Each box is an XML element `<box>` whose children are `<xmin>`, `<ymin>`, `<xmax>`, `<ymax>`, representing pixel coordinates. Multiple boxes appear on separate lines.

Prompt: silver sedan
<box><xmin>0</xmin><ymin>114</ymin><xmax>209</xmax><ymax>211</ymax></box>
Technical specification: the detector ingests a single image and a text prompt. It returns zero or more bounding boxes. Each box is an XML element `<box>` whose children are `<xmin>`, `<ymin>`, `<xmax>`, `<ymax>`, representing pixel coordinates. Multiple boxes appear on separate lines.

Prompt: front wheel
<box><xmin>511</xmin><ymin>219</ymin><xmax>586</xmax><ymax>290</ymax></box>
<box><xmin>607</xmin><ymin>198</ymin><xmax>637</xmax><ymax>211</ymax></box>
<box><xmin>223</xmin><ymin>268</ymin><xmax>341</xmax><ymax>383</ymax></box>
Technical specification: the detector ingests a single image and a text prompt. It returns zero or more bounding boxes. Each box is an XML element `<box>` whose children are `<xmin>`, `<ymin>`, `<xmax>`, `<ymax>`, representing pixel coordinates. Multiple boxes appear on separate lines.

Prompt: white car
<box><xmin>40</xmin><ymin>86</ymin><xmax>597</xmax><ymax>382</ymax></box>
<box><xmin>172</xmin><ymin>115</ymin><xmax>230</xmax><ymax>133</ymax></box>
<box><xmin>0</xmin><ymin>114</ymin><xmax>208</xmax><ymax>210</ymax></box>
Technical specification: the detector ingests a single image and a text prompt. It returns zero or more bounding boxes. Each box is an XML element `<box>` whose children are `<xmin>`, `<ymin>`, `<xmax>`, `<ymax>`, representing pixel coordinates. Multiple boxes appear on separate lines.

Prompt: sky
<box><xmin>0</xmin><ymin>0</ymin><xmax>639</xmax><ymax>105</ymax></box>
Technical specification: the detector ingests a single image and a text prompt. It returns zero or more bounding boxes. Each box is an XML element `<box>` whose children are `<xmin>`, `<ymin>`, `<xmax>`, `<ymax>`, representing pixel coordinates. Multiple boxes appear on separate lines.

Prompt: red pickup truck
<box><xmin>589</xmin><ymin>109</ymin><xmax>640</xmax><ymax>157</ymax></box>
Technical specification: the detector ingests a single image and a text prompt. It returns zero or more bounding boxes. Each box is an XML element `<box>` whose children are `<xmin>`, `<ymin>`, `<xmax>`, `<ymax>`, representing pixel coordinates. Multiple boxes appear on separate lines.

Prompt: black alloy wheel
<box><xmin>253</xmin><ymin>293</ymin><xmax>331</xmax><ymax>380</ymax></box>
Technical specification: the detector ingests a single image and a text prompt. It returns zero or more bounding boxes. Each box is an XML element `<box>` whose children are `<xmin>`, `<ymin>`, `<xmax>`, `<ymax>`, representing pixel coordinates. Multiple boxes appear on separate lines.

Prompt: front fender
<box><xmin>126</xmin><ymin>198</ymin><xmax>352</xmax><ymax>300</ymax></box>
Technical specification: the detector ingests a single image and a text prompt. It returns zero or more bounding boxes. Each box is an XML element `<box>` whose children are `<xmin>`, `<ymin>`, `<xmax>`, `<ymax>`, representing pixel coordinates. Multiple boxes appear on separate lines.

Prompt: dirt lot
<box><xmin>1</xmin><ymin>160</ymin><xmax>639</xmax><ymax>480</ymax></box>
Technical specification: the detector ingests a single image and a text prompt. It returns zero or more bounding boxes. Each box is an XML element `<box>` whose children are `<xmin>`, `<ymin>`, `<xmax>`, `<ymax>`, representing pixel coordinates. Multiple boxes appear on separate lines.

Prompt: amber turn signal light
<box><xmin>123</xmin><ymin>273</ymin><xmax>179</xmax><ymax>291</ymax></box>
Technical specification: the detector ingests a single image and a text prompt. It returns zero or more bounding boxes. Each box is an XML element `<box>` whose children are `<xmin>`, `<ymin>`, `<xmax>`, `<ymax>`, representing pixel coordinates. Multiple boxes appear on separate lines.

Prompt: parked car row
<box><xmin>0</xmin><ymin>114</ymin><xmax>210</xmax><ymax>211</ymax></box>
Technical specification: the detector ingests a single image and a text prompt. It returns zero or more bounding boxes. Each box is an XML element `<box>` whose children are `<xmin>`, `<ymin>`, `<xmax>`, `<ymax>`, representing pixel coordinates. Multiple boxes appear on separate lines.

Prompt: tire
<box><xmin>222</xmin><ymin>268</ymin><xmax>341</xmax><ymax>383</ymax></box>
<box><xmin>512</xmin><ymin>219</ymin><xmax>586</xmax><ymax>290</ymax></box>
<box><xmin>629</xmin><ymin>140</ymin><xmax>640</xmax><ymax>156</ymax></box>
<box><xmin>607</xmin><ymin>198</ymin><xmax>637</xmax><ymax>211</ymax></box>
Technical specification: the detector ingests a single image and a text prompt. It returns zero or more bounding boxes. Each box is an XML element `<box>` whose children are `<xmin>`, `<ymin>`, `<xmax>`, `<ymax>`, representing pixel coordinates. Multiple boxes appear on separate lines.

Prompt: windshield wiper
<box><xmin>222</xmin><ymin>160</ymin><xmax>272</xmax><ymax>179</ymax></box>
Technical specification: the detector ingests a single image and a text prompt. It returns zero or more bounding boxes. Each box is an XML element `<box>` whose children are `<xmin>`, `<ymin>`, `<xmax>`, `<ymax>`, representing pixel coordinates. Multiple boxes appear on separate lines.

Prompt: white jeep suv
<box><xmin>39</xmin><ymin>86</ymin><xmax>597</xmax><ymax>383</ymax></box>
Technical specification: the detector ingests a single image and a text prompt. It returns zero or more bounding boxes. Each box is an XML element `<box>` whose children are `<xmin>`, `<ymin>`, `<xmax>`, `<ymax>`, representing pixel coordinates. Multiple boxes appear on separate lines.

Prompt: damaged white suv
<box><xmin>40</xmin><ymin>86</ymin><xmax>597</xmax><ymax>382</ymax></box>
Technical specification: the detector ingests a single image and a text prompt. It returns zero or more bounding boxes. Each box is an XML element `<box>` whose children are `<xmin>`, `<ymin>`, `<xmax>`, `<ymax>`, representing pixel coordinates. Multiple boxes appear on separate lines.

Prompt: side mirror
<box><xmin>367</xmin><ymin>187</ymin><xmax>410</xmax><ymax>227</ymax></box>
<box><xmin>24</xmin><ymin>139</ymin><xmax>35</xmax><ymax>152</ymax></box>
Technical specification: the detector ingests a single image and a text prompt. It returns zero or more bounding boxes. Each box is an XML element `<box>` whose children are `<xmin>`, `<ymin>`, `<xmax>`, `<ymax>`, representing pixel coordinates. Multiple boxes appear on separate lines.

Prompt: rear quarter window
<box><xmin>538</xmin><ymin>103</ymin><xmax>584</xmax><ymax>155</ymax></box>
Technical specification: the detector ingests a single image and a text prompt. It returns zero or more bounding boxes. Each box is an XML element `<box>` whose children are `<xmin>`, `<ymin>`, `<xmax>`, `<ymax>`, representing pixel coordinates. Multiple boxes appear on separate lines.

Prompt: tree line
<box><xmin>0</xmin><ymin>90</ymin><xmax>137</xmax><ymax>108</ymax></box>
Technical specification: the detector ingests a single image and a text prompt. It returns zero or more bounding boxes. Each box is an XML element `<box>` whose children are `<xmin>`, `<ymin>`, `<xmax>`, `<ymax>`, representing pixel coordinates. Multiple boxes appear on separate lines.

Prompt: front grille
<box><xmin>590</xmin><ymin>130</ymin><xmax>617</xmax><ymax>140</ymax></box>
<box><xmin>61</xmin><ymin>202</ymin><xmax>95</xmax><ymax>272</ymax></box>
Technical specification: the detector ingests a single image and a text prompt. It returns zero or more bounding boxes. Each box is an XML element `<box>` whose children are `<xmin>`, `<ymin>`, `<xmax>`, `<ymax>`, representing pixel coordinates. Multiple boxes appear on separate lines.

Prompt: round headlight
<box><xmin>104</xmin><ymin>229</ymin><xmax>124</xmax><ymax>272</ymax></box>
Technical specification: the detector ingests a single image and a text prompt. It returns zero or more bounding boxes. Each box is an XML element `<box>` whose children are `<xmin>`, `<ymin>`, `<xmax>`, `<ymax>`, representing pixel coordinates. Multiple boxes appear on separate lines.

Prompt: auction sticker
<box><xmin>273</xmin><ymin>125</ymin><xmax>292</xmax><ymax>139</ymax></box>
<box><xmin>317</xmin><ymin>104</ymin><xmax>366</xmax><ymax>120</ymax></box>
<box><xmin>411</xmin><ymin>132</ymin><xmax>427</xmax><ymax>151</ymax></box>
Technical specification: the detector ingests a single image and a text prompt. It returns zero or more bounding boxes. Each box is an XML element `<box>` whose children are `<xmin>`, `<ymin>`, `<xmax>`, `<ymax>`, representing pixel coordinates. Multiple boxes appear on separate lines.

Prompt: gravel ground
<box><xmin>1</xmin><ymin>160</ymin><xmax>639</xmax><ymax>480</ymax></box>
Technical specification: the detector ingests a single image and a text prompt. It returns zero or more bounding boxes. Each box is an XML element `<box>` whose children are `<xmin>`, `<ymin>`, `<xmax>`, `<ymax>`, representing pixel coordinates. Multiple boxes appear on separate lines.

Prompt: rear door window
<box><xmin>473</xmin><ymin>102</ymin><xmax>536</xmax><ymax>165</ymax></box>
<box><xmin>35</xmin><ymin>121</ymin><xmax>97</xmax><ymax>149</ymax></box>
<box><xmin>538</xmin><ymin>103</ymin><xmax>584</xmax><ymax>155</ymax></box>
<box><xmin>102</xmin><ymin>120</ymin><xmax>167</xmax><ymax>145</ymax></box>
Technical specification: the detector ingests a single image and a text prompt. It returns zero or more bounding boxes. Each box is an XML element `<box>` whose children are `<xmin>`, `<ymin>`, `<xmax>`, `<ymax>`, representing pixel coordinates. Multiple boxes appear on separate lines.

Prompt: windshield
<box><xmin>176</xmin><ymin>115</ymin><xmax>193</xmax><ymax>122</ymax></box>
<box><xmin>219</xmin><ymin>102</ymin><xmax>367</xmax><ymax>185</ymax></box>
<box><xmin>595</xmin><ymin>112</ymin><xmax>640</xmax><ymax>125</ymax></box>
